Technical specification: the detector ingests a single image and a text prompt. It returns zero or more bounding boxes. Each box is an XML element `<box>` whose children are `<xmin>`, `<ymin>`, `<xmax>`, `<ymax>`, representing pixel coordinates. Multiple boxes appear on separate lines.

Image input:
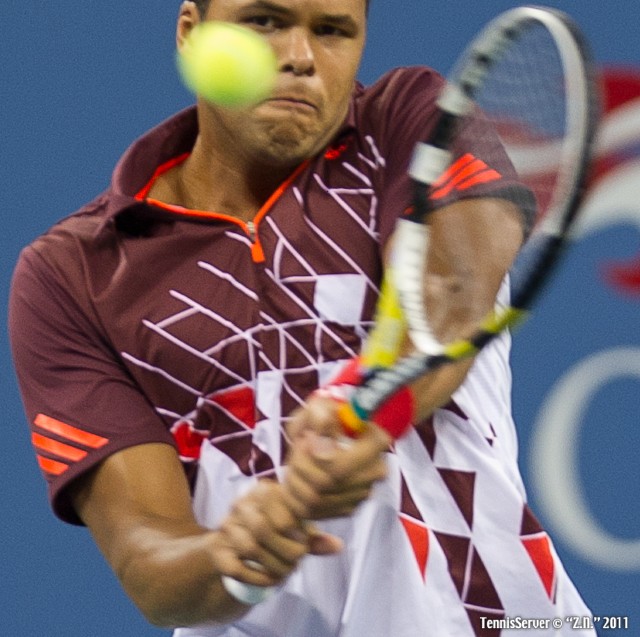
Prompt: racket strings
<box><xmin>463</xmin><ymin>24</ymin><xmax>573</xmax><ymax>230</ymax></box>
<box><xmin>451</xmin><ymin>23</ymin><xmax>589</xmax><ymax>315</ymax></box>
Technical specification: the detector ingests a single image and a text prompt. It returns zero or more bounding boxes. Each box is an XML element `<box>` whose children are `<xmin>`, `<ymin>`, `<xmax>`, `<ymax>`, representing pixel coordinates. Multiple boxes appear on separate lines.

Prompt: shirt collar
<box><xmin>97</xmin><ymin>86</ymin><xmax>360</xmax><ymax>235</ymax></box>
<box><xmin>97</xmin><ymin>106</ymin><xmax>199</xmax><ymax>232</ymax></box>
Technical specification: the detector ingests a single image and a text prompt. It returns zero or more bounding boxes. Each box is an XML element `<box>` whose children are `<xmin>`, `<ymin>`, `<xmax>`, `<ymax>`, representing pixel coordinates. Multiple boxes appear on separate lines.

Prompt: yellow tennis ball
<box><xmin>177</xmin><ymin>21</ymin><xmax>277</xmax><ymax>108</ymax></box>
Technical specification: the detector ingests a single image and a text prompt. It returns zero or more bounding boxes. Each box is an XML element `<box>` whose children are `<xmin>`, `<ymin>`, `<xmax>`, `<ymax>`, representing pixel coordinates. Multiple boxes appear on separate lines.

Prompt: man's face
<box><xmin>196</xmin><ymin>0</ymin><xmax>367</xmax><ymax>166</ymax></box>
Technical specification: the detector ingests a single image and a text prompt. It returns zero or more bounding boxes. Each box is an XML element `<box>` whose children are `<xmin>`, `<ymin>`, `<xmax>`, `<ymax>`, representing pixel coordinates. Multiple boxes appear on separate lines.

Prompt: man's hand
<box><xmin>284</xmin><ymin>395</ymin><xmax>392</xmax><ymax>521</ymax></box>
<box><xmin>213</xmin><ymin>394</ymin><xmax>390</xmax><ymax>598</ymax></box>
<box><xmin>212</xmin><ymin>478</ymin><xmax>343</xmax><ymax>589</ymax></box>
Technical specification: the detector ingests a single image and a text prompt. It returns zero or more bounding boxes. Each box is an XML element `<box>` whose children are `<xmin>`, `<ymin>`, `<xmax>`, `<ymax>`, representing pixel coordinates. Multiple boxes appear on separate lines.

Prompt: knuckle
<box><xmin>329</xmin><ymin>464</ymin><xmax>351</xmax><ymax>484</ymax></box>
<box><xmin>313</xmin><ymin>471</ymin><xmax>336</xmax><ymax>493</ymax></box>
<box><xmin>253</xmin><ymin>479</ymin><xmax>278</xmax><ymax>499</ymax></box>
<box><xmin>284</xmin><ymin>492</ymin><xmax>310</xmax><ymax>520</ymax></box>
<box><xmin>224</xmin><ymin>561</ymin><xmax>245</xmax><ymax>581</ymax></box>
<box><xmin>289</xmin><ymin>542</ymin><xmax>308</xmax><ymax>562</ymax></box>
<box><xmin>285</xmin><ymin>406</ymin><xmax>307</xmax><ymax>438</ymax></box>
<box><xmin>302</xmin><ymin>489</ymin><xmax>325</xmax><ymax>513</ymax></box>
<box><xmin>271</xmin><ymin>514</ymin><xmax>296</xmax><ymax>536</ymax></box>
<box><xmin>238</xmin><ymin>533</ymin><xmax>260</xmax><ymax>557</ymax></box>
<box><xmin>293</xmin><ymin>498</ymin><xmax>316</xmax><ymax>520</ymax></box>
<box><xmin>251</xmin><ymin>519</ymin><xmax>271</xmax><ymax>544</ymax></box>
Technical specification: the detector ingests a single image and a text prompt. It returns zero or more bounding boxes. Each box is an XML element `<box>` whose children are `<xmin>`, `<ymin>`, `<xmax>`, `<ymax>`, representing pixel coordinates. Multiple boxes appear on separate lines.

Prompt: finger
<box><xmin>305</xmin><ymin>525</ymin><xmax>344</xmax><ymax>555</ymax></box>
<box><xmin>257</xmin><ymin>513</ymin><xmax>310</xmax><ymax>574</ymax></box>
<box><xmin>287</xmin><ymin>397</ymin><xmax>345</xmax><ymax>442</ymax></box>
<box><xmin>284</xmin><ymin>441</ymin><xmax>389</xmax><ymax>522</ymax></box>
<box><xmin>223</xmin><ymin>558</ymin><xmax>279</xmax><ymax>588</ymax></box>
<box><xmin>301</xmin><ymin>488</ymin><xmax>376</xmax><ymax>519</ymax></box>
<box><xmin>220</xmin><ymin>511</ymin><xmax>263</xmax><ymax>559</ymax></box>
<box><xmin>220</xmin><ymin>520</ymin><xmax>304</xmax><ymax>584</ymax></box>
<box><xmin>231</xmin><ymin>484</ymin><xmax>310</xmax><ymax>576</ymax></box>
<box><xmin>285</xmin><ymin>469</ymin><xmax>383</xmax><ymax>521</ymax></box>
<box><xmin>283</xmin><ymin>446</ymin><xmax>339</xmax><ymax>518</ymax></box>
<box><xmin>251</xmin><ymin>481</ymin><xmax>311</xmax><ymax>546</ymax></box>
<box><xmin>290</xmin><ymin>399</ymin><xmax>392</xmax><ymax>469</ymax></box>
<box><xmin>323</xmin><ymin>427</ymin><xmax>391</xmax><ymax>484</ymax></box>
<box><xmin>212</xmin><ymin>534</ymin><xmax>279</xmax><ymax>588</ymax></box>
<box><xmin>289</xmin><ymin>434</ymin><xmax>389</xmax><ymax>492</ymax></box>
<box><xmin>253</xmin><ymin>538</ymin><xmax>308</xmax><ymax>579</ymax></box>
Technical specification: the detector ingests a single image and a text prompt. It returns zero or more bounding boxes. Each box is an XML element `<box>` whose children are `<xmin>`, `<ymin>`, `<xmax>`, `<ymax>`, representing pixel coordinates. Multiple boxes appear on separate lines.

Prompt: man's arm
<box><xmin>284</xmin><ymin>197</ymin><xmax>524</xmax><ymax>517</ymax></box>
<box><xmin>70</xmin><ymin>430</ymin><xmax>391</xmax><ymax>627</ymax></box>
<box><xmin>390</xmin><ymin>196</ymin><xmax>525</xmax><ymax>420</ymax></box>
<box><xmin>70</xmin><ymin>442</ymin><xmax>310</xmax><ymax>627</ymax></box>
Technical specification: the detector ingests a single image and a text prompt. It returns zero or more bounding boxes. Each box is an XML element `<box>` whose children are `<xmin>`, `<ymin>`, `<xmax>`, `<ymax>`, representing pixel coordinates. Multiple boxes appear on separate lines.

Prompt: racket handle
<box><xmin>222</xmin><ymin>566</ymin><xmax>275</xmax><ymax>605</ymax></box>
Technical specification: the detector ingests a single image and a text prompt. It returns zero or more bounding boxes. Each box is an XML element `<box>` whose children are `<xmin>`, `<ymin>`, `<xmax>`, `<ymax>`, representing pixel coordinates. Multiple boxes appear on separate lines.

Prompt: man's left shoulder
<box><xmin>348</xmin><ymin>66</ymin><xmax>445</xmax><ymax>144</ymax></box>
<box><xmin>355</xmin><ymin>66</ymin><xmax>444</xmax><ymax>107</ymax></box>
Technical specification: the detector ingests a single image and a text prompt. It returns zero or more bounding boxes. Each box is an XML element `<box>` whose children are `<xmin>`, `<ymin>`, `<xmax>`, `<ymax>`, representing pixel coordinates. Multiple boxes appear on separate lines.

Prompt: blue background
<box><xmin>1</xmin><ymin>2</ymin><xmax>638</xmax><ymax>635</ymax></box>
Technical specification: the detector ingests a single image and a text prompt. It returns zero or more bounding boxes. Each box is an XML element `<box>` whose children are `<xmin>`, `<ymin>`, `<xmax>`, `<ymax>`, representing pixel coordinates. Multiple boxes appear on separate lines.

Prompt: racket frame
<box><xmin>352</xmin><ymin>5</ymin><xmax>599</xmax><ymax>421</ymax></box>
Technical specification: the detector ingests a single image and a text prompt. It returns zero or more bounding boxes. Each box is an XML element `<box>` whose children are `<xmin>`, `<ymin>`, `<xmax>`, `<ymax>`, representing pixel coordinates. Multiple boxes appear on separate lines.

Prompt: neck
<box><xmin>148</xmin><ymin>108</ymin><xmax>303</xmax><ymax>222</ymax></box>
<box><xmin>176</xmin><ymin>136</ymin><xmax>294</xmax><ymax>221</ymax></box>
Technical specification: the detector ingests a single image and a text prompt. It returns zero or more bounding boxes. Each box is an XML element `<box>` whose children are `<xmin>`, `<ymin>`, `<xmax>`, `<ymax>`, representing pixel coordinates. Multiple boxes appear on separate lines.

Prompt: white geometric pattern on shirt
<box><xmin>395</xmin><ymin>397</ymin><xmax>566</xmax><ymax>635</ymax></box>
<box><xmin>121</xmin><ymin>136</ymin><xmax>386</xmax><ymax>473</ymax></box>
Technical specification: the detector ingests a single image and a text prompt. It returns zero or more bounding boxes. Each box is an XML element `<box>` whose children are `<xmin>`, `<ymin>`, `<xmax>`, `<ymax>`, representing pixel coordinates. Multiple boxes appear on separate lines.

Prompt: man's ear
<box><xmin>176</xmin><ymin>1</ymin><xmax>202</xmax><ymax>53</ymax></box>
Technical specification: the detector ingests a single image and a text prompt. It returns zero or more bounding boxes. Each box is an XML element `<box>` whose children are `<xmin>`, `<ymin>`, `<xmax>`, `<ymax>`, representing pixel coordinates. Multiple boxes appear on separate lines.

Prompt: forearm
<box><xmin>71</xmin><ymin>442</ymin><xmax>324</xmax><ymax>628</ymax></box>
<box><xmin>71</xmin><ymin>444</ymin><xmax>255</xmax><ymax>628</ymax></box>
<box><xmin>409</xmin><ymin>358</ymin><xmax>474</xmax><ymax>421</ymax></box>
<box><xmin>398</xmin><ymin>197</ymin><xmax>523</xmax><ymax>420</ymax></box>
<box><xmin>109</xmin><ymin>519</ymin><xmax>246</xmax><ymax>628</ymax></box>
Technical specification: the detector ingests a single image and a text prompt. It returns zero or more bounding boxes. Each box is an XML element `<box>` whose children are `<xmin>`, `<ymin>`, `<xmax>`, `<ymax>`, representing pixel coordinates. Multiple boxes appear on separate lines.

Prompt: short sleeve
<box><xmin>8</xmin><ymin>244</ymin><xmax>175</xmax><ymax>524</ymax></box>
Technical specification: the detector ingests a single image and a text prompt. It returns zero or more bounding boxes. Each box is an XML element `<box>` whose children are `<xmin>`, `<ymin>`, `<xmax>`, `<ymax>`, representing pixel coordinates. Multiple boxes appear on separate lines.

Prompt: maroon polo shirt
<box><xmin>9</xmin><ymin>66</ymin><xmax>525</xmax><ymax>524</ymax></box>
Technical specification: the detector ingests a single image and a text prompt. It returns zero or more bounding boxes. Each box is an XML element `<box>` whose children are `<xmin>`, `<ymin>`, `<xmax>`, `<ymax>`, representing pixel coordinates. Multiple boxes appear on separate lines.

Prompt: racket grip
<box><xmin>222</xmin><ymin>567</ymin><xmax>275</xmax><ymax>605</ymax></box>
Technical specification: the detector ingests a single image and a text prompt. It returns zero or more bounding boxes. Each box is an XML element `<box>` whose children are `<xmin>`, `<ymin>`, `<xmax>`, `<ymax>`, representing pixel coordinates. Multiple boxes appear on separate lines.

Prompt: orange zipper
<box><xmin>136</xmin><ymin>157</ymin><xmax>310</xmax><ymax>264</ymax></box>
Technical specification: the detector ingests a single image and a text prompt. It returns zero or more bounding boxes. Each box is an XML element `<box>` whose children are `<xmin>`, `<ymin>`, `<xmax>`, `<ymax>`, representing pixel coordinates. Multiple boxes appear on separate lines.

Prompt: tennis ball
<box><xmin>177</xmin><ymin>21</ymin><xmax>277</xmax><ymax>108</ymax></box>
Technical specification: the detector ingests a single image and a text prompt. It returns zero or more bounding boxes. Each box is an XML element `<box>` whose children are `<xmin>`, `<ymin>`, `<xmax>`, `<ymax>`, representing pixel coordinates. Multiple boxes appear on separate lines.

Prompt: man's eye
<box><xmin>242</xmin><ymin>15</ymin><xmax>278</xmax><ymax>30</ymax></box>
<box><xmin>316</xmin><ymin>24</ymin><xmax>351</xmax><ymax>38</ymax></box>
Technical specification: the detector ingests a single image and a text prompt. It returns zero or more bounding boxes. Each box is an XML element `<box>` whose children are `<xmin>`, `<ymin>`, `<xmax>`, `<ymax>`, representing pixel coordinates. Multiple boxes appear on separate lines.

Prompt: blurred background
<box><xmin>1</xmin><ymin>1</ymin><xmax>638</xmax><ymax>634</ymax></box>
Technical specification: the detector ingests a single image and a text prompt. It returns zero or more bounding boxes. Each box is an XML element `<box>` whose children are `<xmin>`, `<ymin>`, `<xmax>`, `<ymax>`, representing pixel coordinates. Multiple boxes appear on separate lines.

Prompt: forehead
<box><xmin>207</xmin><ymin>0</ymin><xmax>367</xmax><ymax>19</ymax></box>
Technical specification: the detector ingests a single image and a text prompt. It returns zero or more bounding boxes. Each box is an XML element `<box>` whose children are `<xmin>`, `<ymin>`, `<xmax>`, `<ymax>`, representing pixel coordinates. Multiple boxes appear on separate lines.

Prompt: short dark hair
<box><xmin>192</xmin><ymin>0</ymin><xmax>370</xmax><ymax>19</ymax></box>
<box><xmin>193</xmin><ymin>0</ymin><xmax>209</xmax><ymax>18</ymax></box>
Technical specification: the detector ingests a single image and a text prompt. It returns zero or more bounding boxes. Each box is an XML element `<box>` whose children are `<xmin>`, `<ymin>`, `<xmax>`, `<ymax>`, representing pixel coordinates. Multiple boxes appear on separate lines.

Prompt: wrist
<box><xmin>314</xmin><ymin>358</ymin><xmax>415</xmax><ymax>440</ymax></box>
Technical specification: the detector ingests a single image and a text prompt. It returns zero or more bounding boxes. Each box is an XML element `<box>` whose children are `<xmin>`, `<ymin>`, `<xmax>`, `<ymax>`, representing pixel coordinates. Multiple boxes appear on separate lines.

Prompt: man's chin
<box><xmin>256</xmin><ymin>127</ymin><xmax>324</xmax><ymax>166</ymax></box>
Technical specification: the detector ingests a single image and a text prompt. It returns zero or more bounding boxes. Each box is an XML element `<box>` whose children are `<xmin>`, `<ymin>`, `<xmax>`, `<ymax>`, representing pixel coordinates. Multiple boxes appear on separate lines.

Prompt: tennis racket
<box><xmin>345</xmin><ymin>4</ymin><xmax>599</xmax><ymax>428</ymax></box>
<box><xmin>223</xmin><ymin>4</ymin><xmax>599</xmax><ymax>605</ymax></box>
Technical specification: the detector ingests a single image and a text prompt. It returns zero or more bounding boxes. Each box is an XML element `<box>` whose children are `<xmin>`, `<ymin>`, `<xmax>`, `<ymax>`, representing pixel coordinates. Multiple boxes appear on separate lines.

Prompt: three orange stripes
<box><xmin>32</xmin><ymin>414</ymin><xmax>109</xmax><ymax>476</ymax></box>
<box><xmin>431</xmin><ymin>153</ymin><xmax>502</xmax><ymax>200</ymax></box>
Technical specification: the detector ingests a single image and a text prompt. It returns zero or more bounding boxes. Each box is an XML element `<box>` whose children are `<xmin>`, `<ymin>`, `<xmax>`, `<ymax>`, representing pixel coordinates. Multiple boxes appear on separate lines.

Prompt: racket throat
<box><xmin>392</xmin><ymin>220</ymin><xmax>444</xmax><ymax>356</ymax></box>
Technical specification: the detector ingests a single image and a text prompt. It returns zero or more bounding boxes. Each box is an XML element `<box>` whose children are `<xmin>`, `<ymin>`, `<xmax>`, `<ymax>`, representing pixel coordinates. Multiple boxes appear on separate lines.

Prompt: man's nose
<box><xmin>277</xmin><ymin>27</ymin><xmax>315</xmax><ymax>76</ymax></box>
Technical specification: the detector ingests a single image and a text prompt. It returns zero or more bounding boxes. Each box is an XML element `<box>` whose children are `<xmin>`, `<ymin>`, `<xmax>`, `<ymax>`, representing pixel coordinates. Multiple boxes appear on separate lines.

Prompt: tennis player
<box><xmin>9</xmin><ymin>1</ymin><xmax>594</xmax><ymax>635</ymax></box>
